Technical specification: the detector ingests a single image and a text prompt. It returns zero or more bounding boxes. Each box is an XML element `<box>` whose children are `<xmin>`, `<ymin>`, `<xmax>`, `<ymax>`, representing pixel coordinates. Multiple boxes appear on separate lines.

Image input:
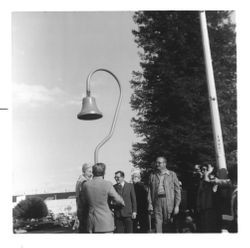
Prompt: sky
<box><xmin>11</xmin><ymin>11</ymin><xmax>238</xmax><ymax>196</ymax></box>
<box><xmin>12</xmin><ymin>12</ymin><xmax>142</xmax><ymax>195</ymax></box>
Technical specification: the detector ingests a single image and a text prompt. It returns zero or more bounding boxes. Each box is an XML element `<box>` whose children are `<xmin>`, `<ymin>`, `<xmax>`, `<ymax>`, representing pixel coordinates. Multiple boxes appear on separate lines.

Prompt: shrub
<box><xmin>13</xmin><ymin>197</ymin><xmax>48</xmax><ymax>220</ymax></box>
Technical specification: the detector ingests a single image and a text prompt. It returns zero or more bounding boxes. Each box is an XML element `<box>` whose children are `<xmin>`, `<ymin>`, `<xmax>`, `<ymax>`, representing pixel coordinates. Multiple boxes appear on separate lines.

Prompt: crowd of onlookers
<box><xmin>74</xmin><ymin>157</ymin><xmax>237</xmax><ymax>233</ymax></box>
<box><xmin>188</xmin><ymin>163</ymin><xmax>237</xmax><ymax>233</ymax></box>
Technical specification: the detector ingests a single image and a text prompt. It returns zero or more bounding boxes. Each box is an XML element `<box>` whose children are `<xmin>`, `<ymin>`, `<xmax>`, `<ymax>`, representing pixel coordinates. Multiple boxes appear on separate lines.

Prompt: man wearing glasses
<box><xmin>113</xmin><ymin>171</ymin><xmax>137</xmax><ymax>233</ymax></box>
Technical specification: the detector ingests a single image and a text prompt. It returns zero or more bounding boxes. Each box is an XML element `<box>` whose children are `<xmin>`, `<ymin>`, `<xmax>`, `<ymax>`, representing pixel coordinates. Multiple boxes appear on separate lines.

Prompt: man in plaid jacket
<box><xmin>148</xmin><ymin>156</ymin><xmax>181</xmax><ymax>233</ymax></box>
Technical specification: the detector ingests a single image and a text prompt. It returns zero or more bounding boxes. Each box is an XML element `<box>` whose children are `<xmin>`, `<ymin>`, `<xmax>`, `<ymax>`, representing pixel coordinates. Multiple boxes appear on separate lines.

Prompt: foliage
<box><xmin>130</xmin><ymin>11</ymin><xmax>236</xmax><ymax>183</ymax></box>
<box><xmin>13</xmin><ymin>197</ymin><xmax>48</xmax><ymax>220</ymax></box>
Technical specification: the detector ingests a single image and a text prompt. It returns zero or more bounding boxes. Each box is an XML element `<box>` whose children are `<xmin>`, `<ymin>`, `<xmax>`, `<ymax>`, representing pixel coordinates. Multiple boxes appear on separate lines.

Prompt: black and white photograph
<box><xmin>11</xmin><ymin>9</ymin><xmax>237</xmax><ymax>234</ymax></box>
<box><xmin>1</xmin><ymin>0</ymin><xmax>249</xmax><ymax>247</ymax></box>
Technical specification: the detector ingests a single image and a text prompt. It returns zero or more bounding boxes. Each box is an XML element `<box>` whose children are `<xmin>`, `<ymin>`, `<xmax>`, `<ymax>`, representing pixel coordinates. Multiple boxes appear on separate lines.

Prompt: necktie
<box><xmin>118</xmin><ymin>184</ymin><xmax>122</xmax><ymax>194</ymax></box>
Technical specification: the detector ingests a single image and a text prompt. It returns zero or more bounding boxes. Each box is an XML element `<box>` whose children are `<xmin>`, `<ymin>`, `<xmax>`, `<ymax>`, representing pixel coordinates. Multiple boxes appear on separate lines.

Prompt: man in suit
<box><xmin>79</xmin><ymin>163</ymin><xmax>125</xmax><ymax>233</ymax></box>
<box><xmin>113</xmin><ymin>170</ymin><xmax>137</xmax><ymax>233</ymax></box>
<box><xmin>148</xmin><ymin>156</ymin><xmax>181</xmax><ymax>233</ymax></box>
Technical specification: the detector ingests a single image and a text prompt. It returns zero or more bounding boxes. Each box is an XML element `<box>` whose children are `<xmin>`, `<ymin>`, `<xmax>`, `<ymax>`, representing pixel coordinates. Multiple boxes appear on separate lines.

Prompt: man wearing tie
<box><xmin>113</xmin><ymin>171</ymin><xmax>137</xmax><ymax>233</ymax></box>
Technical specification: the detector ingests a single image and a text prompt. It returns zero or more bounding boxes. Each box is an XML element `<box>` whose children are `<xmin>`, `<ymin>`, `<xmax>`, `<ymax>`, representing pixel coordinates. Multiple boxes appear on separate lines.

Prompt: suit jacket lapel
<box><xmin>115</xmin><ymin>183</ymin><xmax>123</xmax><ymax>195</ymax></box>
<box><xmin>121</xmin><ymin>182</ymin><xmax>126</xmax><ymax>196</ymax></box>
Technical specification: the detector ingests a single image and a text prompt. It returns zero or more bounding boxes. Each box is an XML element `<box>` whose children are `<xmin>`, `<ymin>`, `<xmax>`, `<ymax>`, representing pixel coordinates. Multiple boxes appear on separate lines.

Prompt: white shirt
<box><xmin>120</xmin><ymin>181</ymin><xmax>125</xmax><ymax>188</ymax></box>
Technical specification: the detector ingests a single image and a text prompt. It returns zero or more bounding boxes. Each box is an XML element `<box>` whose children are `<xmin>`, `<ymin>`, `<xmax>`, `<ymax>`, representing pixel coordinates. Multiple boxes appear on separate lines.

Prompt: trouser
<box><xmin>78</xmin><ymin>218</ymin><xmax>88</xmax><ymax>233</ymax></box>
<box><xmin>154</xmin><ymin>197</ymin><xmax>174</xmax><ymax>233</ymax></box>
<box><xmin>198</xmin><ymin>209</ymin><xmax>220</xmax><ymax>233</ymax></box>
<box><xmin>77</xmin><ymin>211</ymin><xmax>88</xmax><ymax>233</ymax></box>
<box><xmin>133</xmin><ymin>213</ymin><xmax>149</xmax><ymax>233</ymax></box>
<box><xmin>115</xmin><ymin>217</ymin><xmax>133</xmax><ymax>233</ymax></box>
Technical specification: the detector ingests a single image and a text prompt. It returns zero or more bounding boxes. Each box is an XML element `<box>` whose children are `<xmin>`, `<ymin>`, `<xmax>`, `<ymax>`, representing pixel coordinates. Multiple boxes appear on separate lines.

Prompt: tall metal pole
<box><xmin>86</xmin><ymin>69</ymin><xmax>122</xmax><ymax>165</ymax></box>
<box><xmin>199</xmin><ymin>11</ymin><xmax>227</xmax><ymax>178</ymax></box>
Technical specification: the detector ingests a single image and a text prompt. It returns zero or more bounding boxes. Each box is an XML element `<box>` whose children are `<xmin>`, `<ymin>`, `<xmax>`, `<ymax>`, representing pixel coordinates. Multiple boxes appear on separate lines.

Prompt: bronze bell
<box><xmin>77</xmin><ymin>96</ymin><xmax>103</xmax><ymax>120</ymax></box>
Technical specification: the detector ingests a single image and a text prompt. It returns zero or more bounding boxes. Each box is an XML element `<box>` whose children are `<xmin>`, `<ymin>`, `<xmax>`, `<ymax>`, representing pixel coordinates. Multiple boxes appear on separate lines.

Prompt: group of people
<box><xmin>191</xmin><ymin>163</ymin><xmax>237</xmax><ymax>233</ymax></box>
<box><xmin>74</xmin><ymin>156</ymin><xmax>181</xmax><ymax>233</ymax></box>
<box><xmin>74</xmin><ymin>157</ymin><xmax>237</xmax><ymax>233</ymax></box>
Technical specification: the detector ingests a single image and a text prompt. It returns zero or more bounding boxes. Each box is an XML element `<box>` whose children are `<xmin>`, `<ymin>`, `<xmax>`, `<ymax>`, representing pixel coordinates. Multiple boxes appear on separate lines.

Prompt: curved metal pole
<box><xmin>86</xmin><ymin>69</ymin><xmax>122</xmax><ymax>164</ymax></box>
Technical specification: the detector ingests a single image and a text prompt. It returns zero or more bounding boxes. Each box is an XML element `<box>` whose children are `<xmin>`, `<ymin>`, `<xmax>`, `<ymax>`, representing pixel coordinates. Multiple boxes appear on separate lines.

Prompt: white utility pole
<box><xmin>199</xmin><ymin>11</ymin><xmax>227</xmax><ymax>178</ymax></box>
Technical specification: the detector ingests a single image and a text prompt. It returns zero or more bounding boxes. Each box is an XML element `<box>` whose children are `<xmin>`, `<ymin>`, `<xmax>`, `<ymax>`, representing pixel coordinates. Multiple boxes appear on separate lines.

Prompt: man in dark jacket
<box><xmin>75</xmin><ymin>163</ymin><xmax>92</xmax><ymax>233</ymax></box>
<box><xmin>113</xmin><ymin>170</ymin><xmax>137</xmax><ymax>233</ymax></box>
<box><xmin>131</xmin><ymin>172</ymin><xmax>149</xmax><ymax>233</ymax></box>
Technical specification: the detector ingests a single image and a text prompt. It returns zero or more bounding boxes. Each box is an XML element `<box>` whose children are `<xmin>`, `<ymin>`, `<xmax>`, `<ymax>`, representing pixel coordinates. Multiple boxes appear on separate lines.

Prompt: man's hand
<box><xmin>210</xmin><ymin>177</ymin><xmax>219</xmax><ymax>184</ymax></box>
<box><xmin>148</xmin><ymin>209</ymin><xmax>154</xmax><ymax>215</ymax></box>
<box><xmin>207</xmin><ymin>164</ymin><xmax>214</xmax><ymax>175</ymax></box>
<box><xmin>132</xmin><ymin>212</ymin><xmax>137</xmax><ymax>219</ymax></box>
<box><xmin>148</xmin><ymin>204</ymin><xmax>153</xmax><ymax>212</ymax></box>
<box><xmin>72</xmin><ymin>217</ymin><xmax>79</xmax><ymax>230</ymax></box>
<box><xmin>173</xmin><ymin>206</ymin><xmax>179</xmax><ymax>215</ymax></box>
<box><xmin>121</xmin><ymin>199</ymin><xmax>125</xmax><ymax>206</ymax></box>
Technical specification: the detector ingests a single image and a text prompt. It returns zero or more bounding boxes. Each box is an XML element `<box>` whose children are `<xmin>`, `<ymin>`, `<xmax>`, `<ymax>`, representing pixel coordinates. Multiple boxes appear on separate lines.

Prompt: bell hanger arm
<box><xmin>86</xmin><ymin>69</ymin><xmax>123</xmax><ymax>165</ymax></box>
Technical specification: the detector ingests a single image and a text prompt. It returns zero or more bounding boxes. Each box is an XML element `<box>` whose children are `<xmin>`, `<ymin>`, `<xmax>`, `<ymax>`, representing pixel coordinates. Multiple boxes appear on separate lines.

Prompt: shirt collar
<box><xmin>78</xmin><ymin>174</ymin><xmax>87</xmax><ymax>182</ymax></box>
<box><xmin>93</xmin><ymin>176</ymin><xmax>103</xmax><ymax>180</ymax></box>
<box><xmin>120</xmin><ymin>181</ymin><xmax>125</xmax><ymax>187</ymax></box>
<box><xmin>158</xmin><ymin>169</ymin><xmax>170</xmax><ymax>176</ymax></box>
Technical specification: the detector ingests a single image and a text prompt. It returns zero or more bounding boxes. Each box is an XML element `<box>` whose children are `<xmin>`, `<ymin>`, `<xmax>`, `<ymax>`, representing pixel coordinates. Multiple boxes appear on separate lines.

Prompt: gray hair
<box><xmin>82</xmin><ymin>163</ymin><xmax>91</xmax><ymax>173</ymax></box>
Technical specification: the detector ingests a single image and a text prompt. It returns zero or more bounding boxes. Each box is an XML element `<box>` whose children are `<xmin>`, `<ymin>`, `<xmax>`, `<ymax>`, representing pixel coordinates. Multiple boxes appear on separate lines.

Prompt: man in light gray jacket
<box><xmin>79</xmin><ymin>163</ymin><xmax>125</xmax><ymax>233</ymax></box>
<box><xmin>148</xmin><ymin>156</ymin><xmax>181</xmax><ymax>233</ymax></box>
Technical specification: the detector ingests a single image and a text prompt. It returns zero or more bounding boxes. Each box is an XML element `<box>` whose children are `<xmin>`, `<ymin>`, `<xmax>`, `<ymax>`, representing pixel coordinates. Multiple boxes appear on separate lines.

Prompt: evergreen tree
<box><xmin>130</xmin><ymin>11</ymin><xmax>236</xmax><ymax>182</ymax></box>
